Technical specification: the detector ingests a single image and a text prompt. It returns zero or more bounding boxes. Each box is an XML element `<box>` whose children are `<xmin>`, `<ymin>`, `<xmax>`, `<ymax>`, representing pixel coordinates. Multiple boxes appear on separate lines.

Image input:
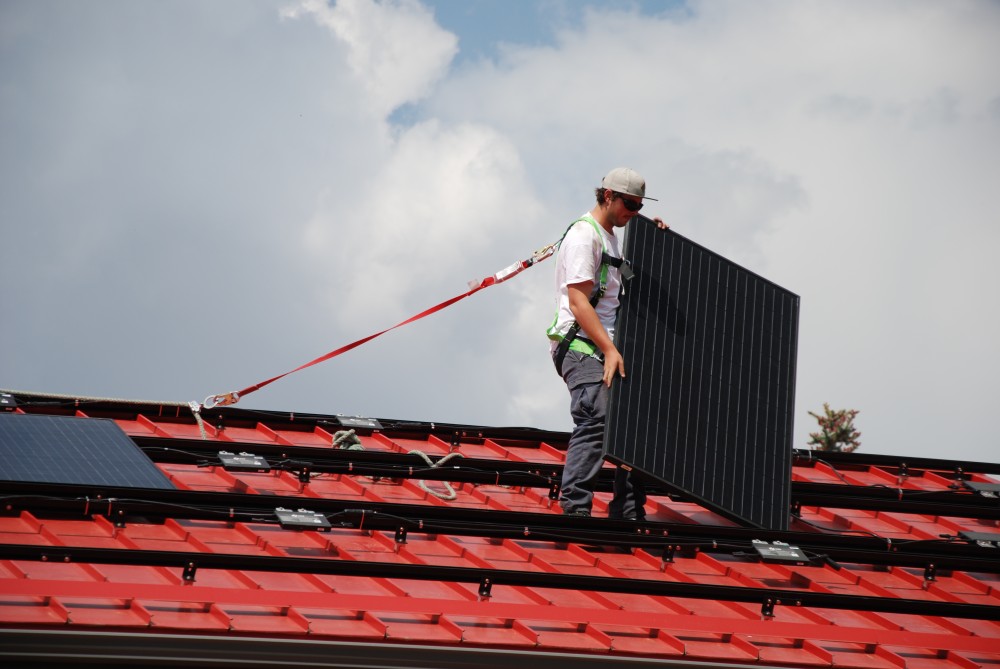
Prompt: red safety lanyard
<box><xmin>203</xmin><ymin>241</ymin><xmax>557</xmax><ymax>409</ymax></box>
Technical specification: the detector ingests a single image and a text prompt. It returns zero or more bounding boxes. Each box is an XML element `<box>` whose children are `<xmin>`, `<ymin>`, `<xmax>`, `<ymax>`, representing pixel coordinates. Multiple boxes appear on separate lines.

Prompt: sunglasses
<box><xmin>616</xmin><ymin>192</ymin><xmax>643</xmax><ymax>212</ymax></box>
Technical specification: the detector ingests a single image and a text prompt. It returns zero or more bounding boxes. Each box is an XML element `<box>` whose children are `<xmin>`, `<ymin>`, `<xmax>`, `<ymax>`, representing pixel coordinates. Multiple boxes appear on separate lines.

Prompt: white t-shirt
<box><xmin>549</xmin><ymin>214</ymin><xmax>622</xmax><ymax>352</ymax></box>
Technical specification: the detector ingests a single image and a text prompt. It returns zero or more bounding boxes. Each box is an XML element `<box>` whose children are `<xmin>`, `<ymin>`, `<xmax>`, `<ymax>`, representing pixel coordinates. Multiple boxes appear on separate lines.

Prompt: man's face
<box><xmin>611</xmin><ymin>192</ymin><xmax>643</xmax><ymax>227</ymax></box>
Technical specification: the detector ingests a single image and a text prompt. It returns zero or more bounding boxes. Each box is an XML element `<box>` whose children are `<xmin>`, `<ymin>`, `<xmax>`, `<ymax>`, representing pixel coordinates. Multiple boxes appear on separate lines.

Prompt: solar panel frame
<box><xmin>605</xmin><ymin>216</ymin><xmax>799</xmax><ymax>530</ymax></box>
<box><xmin>0</xmin><ymin>413</ymin><xmax>175</xmax><ymax>489</ymax></box>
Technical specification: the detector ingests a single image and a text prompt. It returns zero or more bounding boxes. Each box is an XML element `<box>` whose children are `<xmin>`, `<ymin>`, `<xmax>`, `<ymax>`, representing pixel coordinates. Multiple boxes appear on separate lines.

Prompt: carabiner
<box><xmin>204</xmin><ymin>391</ymin><xmax>240</xmax><ymax>409</ymax></box>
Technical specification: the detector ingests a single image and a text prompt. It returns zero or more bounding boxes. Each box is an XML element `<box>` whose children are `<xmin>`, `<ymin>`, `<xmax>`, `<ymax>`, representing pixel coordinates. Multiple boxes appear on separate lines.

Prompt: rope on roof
<box><xmin>410</xmin><ymin>450</ymin><xmax>465</xmax><ymax>500</ymax></box>
<box><xmin>333</xmin><ymin>429</ymin><xmax>363</xmax><ymax>450</ymax></box>
<box><xmin>326</xmin><ymin>428</ymin><xmax>465</xmax><ymax>500</ymax></box>
<box><xmin>0</xmin><ymin>388</ymin><xmax>209</xmax><ymax>440</ymax></box>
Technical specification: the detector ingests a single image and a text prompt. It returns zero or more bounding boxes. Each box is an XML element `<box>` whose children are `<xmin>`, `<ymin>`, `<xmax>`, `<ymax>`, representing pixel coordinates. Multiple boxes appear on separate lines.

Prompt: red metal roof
<box><xmin>1</xmin><ymin>394</ymin><xmax>999</xmax><ymax>668</ymax></box>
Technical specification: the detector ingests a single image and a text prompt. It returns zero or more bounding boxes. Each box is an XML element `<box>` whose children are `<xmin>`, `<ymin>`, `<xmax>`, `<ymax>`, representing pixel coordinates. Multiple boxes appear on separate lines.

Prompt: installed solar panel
<box><xmin>605</xmin><ymin>217</ymin><xmax>799</xmax><ymax>530</ymax></box>
<box><xmin>0</xmin><ymin>413</ymin><xmax>174</xmax><ymax>489</ymax></box>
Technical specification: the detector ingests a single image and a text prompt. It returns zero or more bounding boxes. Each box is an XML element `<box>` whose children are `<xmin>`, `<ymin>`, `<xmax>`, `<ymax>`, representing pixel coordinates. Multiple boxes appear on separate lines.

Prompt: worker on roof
<box><xmin>548</xmin><ymin>167</ymin><xmax>668</xmax><ymax>519</ymax></box>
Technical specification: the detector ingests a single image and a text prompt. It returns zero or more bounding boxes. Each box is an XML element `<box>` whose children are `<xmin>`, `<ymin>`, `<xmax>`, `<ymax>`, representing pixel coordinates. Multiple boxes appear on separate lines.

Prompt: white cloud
<box><xmin>283</xmin><ymin>0</ymin><xmax>457</xmax><ymax>115</ymax></box>
<box><xmin>415</xmin><ymin>0</ymin><xmax>1000</xmax><ymax>454</ymax></box>
<box><xmin>300</xmin><ymin>119</ymin><xmax>542</xmax><ymax>328</ymax></box>
<box><xmin>3</xmin><ymin>0</ymin><xmax>998</xmax><ymax>462</ymax></box>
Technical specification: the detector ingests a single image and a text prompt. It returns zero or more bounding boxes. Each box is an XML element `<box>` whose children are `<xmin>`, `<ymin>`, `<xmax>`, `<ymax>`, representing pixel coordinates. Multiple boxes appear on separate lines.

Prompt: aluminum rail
<box><xmin>2</xmin><ymin>543</ymin><xmax>999</xmax><ymax>622</ymax></box>
<box><xmin>134</xmin><ymin>435</ymin><xmax>1000</xmax><ymax>520</ymax></box>
<box><xmin>2</xmin><ymin>480</ymin><xmax>998</xmax><ymax>574</ymax></box>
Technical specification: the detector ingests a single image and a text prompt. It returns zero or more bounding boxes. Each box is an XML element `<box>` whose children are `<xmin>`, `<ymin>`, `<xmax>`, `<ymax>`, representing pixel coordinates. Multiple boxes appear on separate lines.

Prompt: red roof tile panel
<box><xmin>2</xmin><ymin>395</ymin><xmax>999</xmax><ymax>668</ymax></box>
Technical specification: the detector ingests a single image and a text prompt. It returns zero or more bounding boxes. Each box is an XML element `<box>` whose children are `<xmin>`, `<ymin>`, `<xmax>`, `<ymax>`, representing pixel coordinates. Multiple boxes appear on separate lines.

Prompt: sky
<box><xmin>1</xmin><ymin>0</ymin><xmax>998</xmax><ymax>465</ymax></box>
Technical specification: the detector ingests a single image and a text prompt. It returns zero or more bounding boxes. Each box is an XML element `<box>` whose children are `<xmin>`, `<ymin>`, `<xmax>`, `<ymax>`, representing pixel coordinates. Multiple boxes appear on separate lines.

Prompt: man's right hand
<box><xmin>568</xmin><ymin>281</ymin><xmax>623</xmax><ymax>386</ymax></box>
<box><xmin>602</xmin><ymin>348</ymin><xmax>625</xmax><ymax>387</ymax></box>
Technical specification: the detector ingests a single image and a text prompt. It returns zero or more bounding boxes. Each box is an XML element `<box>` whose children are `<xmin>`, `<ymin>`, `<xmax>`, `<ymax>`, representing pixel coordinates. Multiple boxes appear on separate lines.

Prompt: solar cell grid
<box><xmin>606</xmin><ymin>217</ymin><xmax>799</xmax><ymax>530</ymax></box>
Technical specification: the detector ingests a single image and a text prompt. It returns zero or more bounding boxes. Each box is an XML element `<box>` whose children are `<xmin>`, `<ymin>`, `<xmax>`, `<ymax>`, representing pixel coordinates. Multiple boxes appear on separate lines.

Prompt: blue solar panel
<box><xmin>0</xmin><ymin>413</ymin><xmax>174</xmax><ymax>489</ymax></box>
<box><xmin>605</xmin><ymin>217</ymin><xmax>799</xmax><ymax>530</ymax></box>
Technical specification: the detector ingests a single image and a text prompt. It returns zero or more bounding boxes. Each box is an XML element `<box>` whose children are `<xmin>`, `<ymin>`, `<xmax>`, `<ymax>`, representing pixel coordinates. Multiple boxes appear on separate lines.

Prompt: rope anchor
<box><xmin>203</xmin><ymin>391</ymin><xmax>240</xmax><ymax>410</ymax></box>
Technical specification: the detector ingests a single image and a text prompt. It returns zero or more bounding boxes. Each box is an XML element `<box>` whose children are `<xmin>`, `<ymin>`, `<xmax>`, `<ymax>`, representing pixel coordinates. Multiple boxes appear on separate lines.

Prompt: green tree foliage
<box><xmin>807</xmin><ymin>403</ymin><xmax>861</xmax><ymax>452</ymax></box>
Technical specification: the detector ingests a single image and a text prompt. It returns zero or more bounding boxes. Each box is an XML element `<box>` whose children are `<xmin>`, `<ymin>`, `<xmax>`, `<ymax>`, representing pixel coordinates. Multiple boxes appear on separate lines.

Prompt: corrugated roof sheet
<box><xmin>1</xmin><ymin>393</ymin><xmax>998</xmax><ymax>668</ymax></box>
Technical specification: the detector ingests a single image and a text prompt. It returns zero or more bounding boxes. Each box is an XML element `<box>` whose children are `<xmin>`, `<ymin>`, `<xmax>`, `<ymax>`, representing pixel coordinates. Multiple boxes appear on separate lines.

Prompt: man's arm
<box><xmin>567</xmin><ymin>280</ymin><xmax>624</xmax><ymax>387</ymax></box>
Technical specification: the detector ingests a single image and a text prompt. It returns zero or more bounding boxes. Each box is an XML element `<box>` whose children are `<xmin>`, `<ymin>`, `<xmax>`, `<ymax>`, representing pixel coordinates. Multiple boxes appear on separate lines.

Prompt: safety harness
<box><xmin>547</xmin><ymin>216</ymin><xmax>633</xmax><ymax>375</ymax></box>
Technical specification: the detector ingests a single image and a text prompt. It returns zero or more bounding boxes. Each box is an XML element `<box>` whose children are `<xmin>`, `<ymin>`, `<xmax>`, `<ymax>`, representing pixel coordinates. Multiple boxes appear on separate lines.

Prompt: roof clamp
<box><xmin>761</xmin><ymin>598</ymin><xmax>776</xmax><ymax>619</ymax></box>
<box><xmin>897</xmin><ymin>462</ymin><xmax>909</xmax><ymax>485</ymax></box>
<box><xmin>923</xmin><ymin>563</ymin><xmax>937</xmax><ymax>590</ymax></box>
<box><xmin>182</xmin><ymin>561</ymin><xmax>198</xmax><ymax>583</ymax></box>
<box><xmin>298</xmin><ymin>467</ymin><xmax>311</xmax><ymax>485</ymax></box>
<box><xmin>394</xmin><ymin>525</ymin><xmax>408</xmax><ymax>546</ymax></box>
<box><xmin>101</xmin><ymin>498</ymin><xmax>122</xmax><ymax>527</ymax></box>
<box><xmin>790</xmin><ymin>500</ymin><xmax>802</xmax><ymax>518</ymax></box>
<box><xmin>478</xmin><ymin>577</ymin><xmax>493</xmax><ymax>600</ymax></box>
<box><xmin>0</xmin><ymin>392</ymin><xmax>17</xmax><ymax>411</ymax></box>
<box><xmin>949</xmin><ymin>467</ymin><xmax>966</xmax><ymax>490</ymax></box>
<box><xmin>548</xmin><ymin>481</ymin><xmax>560</xmax><ymax>501</ymax></box>
<box><xmin>662</xmin><ymin>545</ymin><xmax>677</xmax><ymax>566</ymax></box>
<box><xmin>450</xmin><ymin>431</ymin><xmax>461</xmax><ymax>453</ymax></box>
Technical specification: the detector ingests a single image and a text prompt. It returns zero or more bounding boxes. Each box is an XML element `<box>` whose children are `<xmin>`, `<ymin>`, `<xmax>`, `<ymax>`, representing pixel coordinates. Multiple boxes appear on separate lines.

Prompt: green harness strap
<box><xmin>547</xmin><ymin>216</ymin><xmax>613</xmax><ymax>369</ymax></box>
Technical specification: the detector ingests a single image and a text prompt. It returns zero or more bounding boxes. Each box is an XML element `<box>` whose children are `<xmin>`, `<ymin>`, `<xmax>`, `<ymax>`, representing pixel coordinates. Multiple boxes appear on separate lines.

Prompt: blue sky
<box><xmin>427</xmin><ymin>0</ymin><xmax>565</xmax><ymax>61</ymax></box>
<box><xmin>425</xmin><ymin>0</ymin><xmax>684</xmax><ymax>64</ymax></box>
<box><xmin>2</xmin><ymin>0</ymin><xmax>999</xmax><ymax>464</ymax></box>
<box><xmin>392</xmin><ymin>0</ymin><xmax>685</xmax><ymax>124</ymax></box>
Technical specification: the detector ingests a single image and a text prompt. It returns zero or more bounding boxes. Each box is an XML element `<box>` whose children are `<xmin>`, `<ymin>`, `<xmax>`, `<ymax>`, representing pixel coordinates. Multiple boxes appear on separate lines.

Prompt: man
<box><xmin>547</xmin><ymin>167</ymin><xmax>667</xmax><ymax>519</ymax></box>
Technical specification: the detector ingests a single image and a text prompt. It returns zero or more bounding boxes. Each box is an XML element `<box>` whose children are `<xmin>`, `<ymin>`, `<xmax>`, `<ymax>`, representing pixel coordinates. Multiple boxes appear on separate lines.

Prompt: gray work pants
<box><xmin>556</xmin><ymin>350</ymin><xmax>646</xmax><ymax>518</ymax></box>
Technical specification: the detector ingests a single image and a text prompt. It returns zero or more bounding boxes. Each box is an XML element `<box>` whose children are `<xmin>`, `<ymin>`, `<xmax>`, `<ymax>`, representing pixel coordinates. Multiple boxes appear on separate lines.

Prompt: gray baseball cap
<box><xmin>601</xmin><ymin>167</ymin><xmax>658</xmax><ymax>201</ymax></box>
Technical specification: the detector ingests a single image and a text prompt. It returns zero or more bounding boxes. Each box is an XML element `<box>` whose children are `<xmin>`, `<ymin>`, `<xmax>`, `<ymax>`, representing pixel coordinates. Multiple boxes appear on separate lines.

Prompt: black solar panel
<box><xmin>605</xmin><ymin>217</ymin><xmax>799</xmax><ymax>530</ymax></box>
<box><xmin>0</xmin><ymin>413</ymin><xmax>174</xmax><ymax>489</ymax></box>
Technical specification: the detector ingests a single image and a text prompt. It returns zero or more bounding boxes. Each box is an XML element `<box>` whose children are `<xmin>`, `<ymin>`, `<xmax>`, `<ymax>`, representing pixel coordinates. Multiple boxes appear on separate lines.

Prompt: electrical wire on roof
<box><xmin>791</xmin><ymin>514</ymin><xmax>882</xmax><ymax>538</ymax></box>
<box><xmin>140</xmin><ymin>444</ymin><xmax>558</xmax><ymax>493</ymax></box>
<box><xmin>811</xmin><ymin>458</ymin><xmax>852</xmax><ymax>484</ymax></box>
<box><xmin>141</xmin><ymin>446</ymin><xmax>219</xmax><ymax>467</ymax></box>
<box><xmin>202</xmin><ymin>241</ymin><xmax>558</xmax><ymax>410</ymax></box>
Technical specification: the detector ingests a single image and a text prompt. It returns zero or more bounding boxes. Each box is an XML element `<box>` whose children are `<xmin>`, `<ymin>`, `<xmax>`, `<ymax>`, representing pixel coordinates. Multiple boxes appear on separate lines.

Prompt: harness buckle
<box><xmin>620</xmin><ymin>260</ymin><xmax>635</xmax><ymax>282</ymax></box>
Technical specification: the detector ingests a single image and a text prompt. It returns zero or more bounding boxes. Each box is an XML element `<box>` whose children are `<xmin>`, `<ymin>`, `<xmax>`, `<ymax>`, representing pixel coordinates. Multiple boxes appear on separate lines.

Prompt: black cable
<box><xmin>811</xmin><ymin>458</ymin><xmax>851</xmax><ymax>484</ymax></box>
<box><xmin>790</xmin><ymin>514</ymin><xmax>881</xmax><ymax>538</ymax></box>
<box><xmin>138</xmin><ymin>445</ymin><xmax>217</xmax><ymax>467</ymax></box>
